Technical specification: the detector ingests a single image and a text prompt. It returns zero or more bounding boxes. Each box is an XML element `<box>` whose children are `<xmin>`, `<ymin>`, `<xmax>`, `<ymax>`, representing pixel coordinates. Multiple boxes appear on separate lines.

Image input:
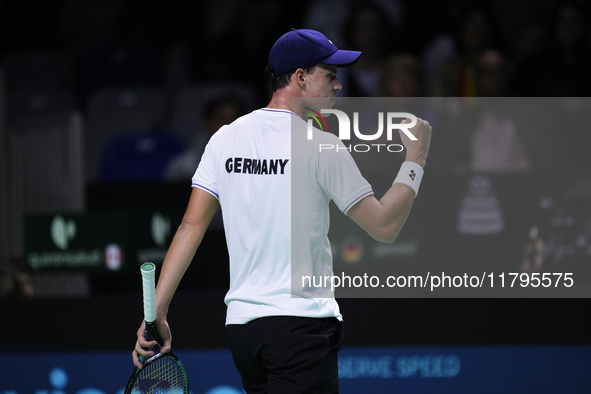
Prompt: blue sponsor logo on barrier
<box><xmin>339</xmin><ymin>355</ymin><xmax>461</xmax><ymax>379</ymax></box>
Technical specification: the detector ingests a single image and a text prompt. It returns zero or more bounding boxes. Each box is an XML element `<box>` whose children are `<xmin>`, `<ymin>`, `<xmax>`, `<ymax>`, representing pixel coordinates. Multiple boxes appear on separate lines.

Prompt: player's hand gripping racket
<box><xmin>125</xmin><ymin>262</ymin><xmax>189</xmax><ymax>394</ymax></box>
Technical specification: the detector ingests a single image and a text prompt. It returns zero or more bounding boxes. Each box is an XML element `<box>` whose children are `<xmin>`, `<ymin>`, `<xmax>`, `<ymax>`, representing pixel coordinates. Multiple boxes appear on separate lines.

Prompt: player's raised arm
<box><xmin>347</xmin><ymin>117</ymin><xmax>432</xmax><ymax>243</ymax></box>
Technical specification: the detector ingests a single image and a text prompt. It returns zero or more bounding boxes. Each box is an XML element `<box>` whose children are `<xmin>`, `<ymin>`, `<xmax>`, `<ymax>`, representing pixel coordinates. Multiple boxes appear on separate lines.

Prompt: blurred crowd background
<box><xmin>1</xmin><ymin>0</ymin><xmax>591</xmax><ymax>299</ymax></box>
<box><xmin>3</xmin><ymin>0</ymin><xmax>591</xmax><ymax>99</ymax></box>
<box><xmin>3</xmin><ymin>0</ymin><xmax>591</xmax><ymax>100</ymax></box>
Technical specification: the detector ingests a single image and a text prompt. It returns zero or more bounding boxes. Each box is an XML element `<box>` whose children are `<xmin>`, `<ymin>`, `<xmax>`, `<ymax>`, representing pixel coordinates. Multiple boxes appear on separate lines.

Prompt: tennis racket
<box><xmin>125</xmin><ymin>262</ymin><xmax>189</xmax><ymax>394</ymax></box>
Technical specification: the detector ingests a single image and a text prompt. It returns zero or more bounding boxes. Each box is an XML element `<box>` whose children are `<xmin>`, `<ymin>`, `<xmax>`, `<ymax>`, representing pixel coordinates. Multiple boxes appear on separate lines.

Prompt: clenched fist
<box><xmin>400</xmin><ymin>117</ymin><xmax>431</xmax><ymax>169</ymax></box>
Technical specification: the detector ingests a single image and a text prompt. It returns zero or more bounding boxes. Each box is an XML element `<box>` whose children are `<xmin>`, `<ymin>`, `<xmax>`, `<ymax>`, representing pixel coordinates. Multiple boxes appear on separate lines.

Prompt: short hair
<box><xmin>266</xmin><ymin>64</ymin><xmax>317</xmax><ymax>92</ymax></box>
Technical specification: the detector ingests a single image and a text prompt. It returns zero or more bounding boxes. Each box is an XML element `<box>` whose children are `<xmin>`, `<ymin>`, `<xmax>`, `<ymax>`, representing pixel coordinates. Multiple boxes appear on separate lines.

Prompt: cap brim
<box><xmin>320</xmin><ymin>49</ymin><xmax>362</xmax><ymax>68</ymax></box>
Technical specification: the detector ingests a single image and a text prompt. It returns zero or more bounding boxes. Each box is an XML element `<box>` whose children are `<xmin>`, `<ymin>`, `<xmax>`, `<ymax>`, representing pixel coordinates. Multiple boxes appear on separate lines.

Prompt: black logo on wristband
<box><xmin>409</xmin><ymin>170</ymin><xmax>416</xmax><ymax>181</ymax></box>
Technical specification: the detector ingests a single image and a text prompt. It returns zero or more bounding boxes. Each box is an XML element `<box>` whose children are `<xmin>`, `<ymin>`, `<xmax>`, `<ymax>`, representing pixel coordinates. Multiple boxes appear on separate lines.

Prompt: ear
<box><xmin>293</xmin><ymin>68</ymin><xmax>307</xmax><ymax>89</ymax></box>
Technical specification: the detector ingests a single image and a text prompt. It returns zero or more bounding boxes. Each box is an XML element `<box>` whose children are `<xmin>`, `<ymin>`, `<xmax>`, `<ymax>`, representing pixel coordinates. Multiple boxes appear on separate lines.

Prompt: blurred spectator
<box><xmin>521</xmin><ymin>177</ymin><xmax>591</xmax><ymax>278</ymax></box>
<box><xmin>422</xmin><ymin>3</ymin><xmax>506</xmax><ymax>96</ymax></box>
<box><xmin>302</xmin><ymin>0</ymin><xmax>405</xmax><ymax>50</ymax></box>
<box><xmin>378</xmin><ymin>53</ymin><xmax>452</xmax><ymax>171</ymax></box>
<box><xmin>165</xmin><ymin>95</ymin><xmax>247</xmax><ymax>181</ymax></box>
<box><xmin>502</xmin><ymin>0</ymin><xmax>557</xmax><ymax>64</ymax></box>
<box><xmin>301</xmin><ymin>0</ymin><xmax>352</xmax><ymax>46</ymax></box>
<box><xmin>350</xmin><ymin>54</ymin><xmax>424</xmax><ymax>195</ymax></box>
<box><xmin>437</xmin><ymin>49</ymin><xmax>574</xmax><ymax>175</ymax></box>
<box><xmin>337</xmin><ymin>1</ymin><xmax>398</xmax><ymax>97</ymax></box>
<box><xmin>516</xmin><ymin>1</ymin><xmax>591</xmax><ymax>96</ymax></box>
<box><xmin>187</xmin><ymin>0</ymin><xmax>268</xmax><ymax>84</ymax></box>
<box><xmin>0</xmin><ymin>259</ymin><xmax>33</xmax><ymax>300</ymax></box>
<box><xmin>474</xmin><ymin>49</ymin><xmax>515</xmax><ymax>97</ymax></box>
<box><xmin>380</xmin><ymin>53</ymin><xmax>423</xmax><ymax>97</ymax></box>
<box><xmin>420</xmin><ymin>0</ymin><xmax>474</xmax><ymax>97</ymax></box>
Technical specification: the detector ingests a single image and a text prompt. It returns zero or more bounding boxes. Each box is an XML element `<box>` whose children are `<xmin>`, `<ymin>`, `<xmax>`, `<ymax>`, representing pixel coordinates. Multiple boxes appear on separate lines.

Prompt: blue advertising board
<box><xmin>1</xmin><ymin>346</ymin><xmax>590</xmax><ymax>394</ymax></box>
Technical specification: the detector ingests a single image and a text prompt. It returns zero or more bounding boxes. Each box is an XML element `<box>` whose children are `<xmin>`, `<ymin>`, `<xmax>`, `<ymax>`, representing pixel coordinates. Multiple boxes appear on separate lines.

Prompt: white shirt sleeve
<box><xmin>317</xmin><ymin>133</ymin><xmax>373</xmax><ymax>214</ymax></box>
<box><xmin>191</xmin><ymin>128</ymin><xmax>224</xmax><ymax>201</ymax></box>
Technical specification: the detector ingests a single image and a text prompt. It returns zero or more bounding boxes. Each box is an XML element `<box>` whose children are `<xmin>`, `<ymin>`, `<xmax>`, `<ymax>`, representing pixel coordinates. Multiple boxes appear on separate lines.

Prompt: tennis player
<box><xmin>133</xmin><ymin>28</ymin><xmax>432</xmax><ymax>393</ymax></box>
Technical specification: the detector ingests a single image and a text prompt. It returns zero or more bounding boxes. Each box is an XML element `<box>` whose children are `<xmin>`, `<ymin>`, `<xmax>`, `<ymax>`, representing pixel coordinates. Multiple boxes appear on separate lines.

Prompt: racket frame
<box><xmin>125</xmin><ymin>350</ymin><xmax>189</xmax><ymax>394</ymax></box>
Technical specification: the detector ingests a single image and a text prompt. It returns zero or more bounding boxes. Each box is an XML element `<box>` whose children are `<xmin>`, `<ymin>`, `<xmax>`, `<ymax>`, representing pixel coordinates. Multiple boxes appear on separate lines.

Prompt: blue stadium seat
<box><xmin>85</xmin><ymin>86</ymin><xmax>165</xmax><ymax>182</ymax></box>
<box><xmin>100</xmin><ymin>131</ymin><xmax>186</xmax><ymax>182</ymax></box>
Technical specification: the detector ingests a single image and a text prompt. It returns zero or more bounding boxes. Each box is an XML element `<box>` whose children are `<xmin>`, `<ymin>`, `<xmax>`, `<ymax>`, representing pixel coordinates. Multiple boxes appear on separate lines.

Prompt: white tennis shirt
<box><xmin>192</xmin><ymin>108</ymin><xmax>373</xmax><ymax>324</ymax></box>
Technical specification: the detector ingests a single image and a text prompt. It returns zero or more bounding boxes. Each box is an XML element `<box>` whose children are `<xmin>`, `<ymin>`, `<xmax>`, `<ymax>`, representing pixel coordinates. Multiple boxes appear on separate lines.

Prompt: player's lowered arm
<box><xmin>155</xmin><ymin>188</ymin><xmax>219</xmax><ymax>319</ymax></box>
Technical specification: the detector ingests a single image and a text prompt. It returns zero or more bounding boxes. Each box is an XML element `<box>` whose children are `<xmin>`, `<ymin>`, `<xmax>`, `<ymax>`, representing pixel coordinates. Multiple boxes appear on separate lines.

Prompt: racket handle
<box><xmin>139</xmin><ymin>262</ymin><xmax>157</xmax><ymax>365</ymax></box>
<box><xmin>144</xmin><ymin>321</ymin><xmax>154</xmax><ymax>342</ymax></box>
<box><xmin>138</xmin><ymin>322</ymin><xmax>154</xmax><ymax>364</ymax></box>
<box><xmin>141</xmin><ymin>262</ymin><xmax>157</xmax><ymax>324</ymax></box>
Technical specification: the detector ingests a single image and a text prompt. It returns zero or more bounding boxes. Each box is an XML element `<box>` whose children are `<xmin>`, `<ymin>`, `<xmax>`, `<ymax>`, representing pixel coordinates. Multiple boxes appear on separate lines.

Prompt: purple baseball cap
<box><xmin>268</xmin><ymin>28</ymin><xmax>362</xmax><ymax>77</ymax></box>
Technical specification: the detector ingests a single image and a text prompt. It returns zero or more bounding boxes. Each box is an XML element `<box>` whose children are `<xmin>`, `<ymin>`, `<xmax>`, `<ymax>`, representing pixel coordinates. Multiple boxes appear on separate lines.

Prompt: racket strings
<box><xmin>133</xmin><ymin>356</ymin><xmax>187</xmax><ymax>394</ymax></box>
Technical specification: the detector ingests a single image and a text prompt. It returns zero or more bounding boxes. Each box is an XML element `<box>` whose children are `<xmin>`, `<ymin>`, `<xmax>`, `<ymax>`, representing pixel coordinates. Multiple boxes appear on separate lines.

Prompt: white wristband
<box><xmin>393</xmin><ymin>161</ymin><xmax>424</xmax><ymax>197</ymax></box>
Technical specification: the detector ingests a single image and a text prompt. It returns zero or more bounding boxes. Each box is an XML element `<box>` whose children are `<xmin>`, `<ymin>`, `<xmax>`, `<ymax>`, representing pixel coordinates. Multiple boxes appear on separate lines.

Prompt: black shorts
<box><xmin>227</xmin><ymin>316</ymin><xmax>344</xmax><ymax>394</ymax></box>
